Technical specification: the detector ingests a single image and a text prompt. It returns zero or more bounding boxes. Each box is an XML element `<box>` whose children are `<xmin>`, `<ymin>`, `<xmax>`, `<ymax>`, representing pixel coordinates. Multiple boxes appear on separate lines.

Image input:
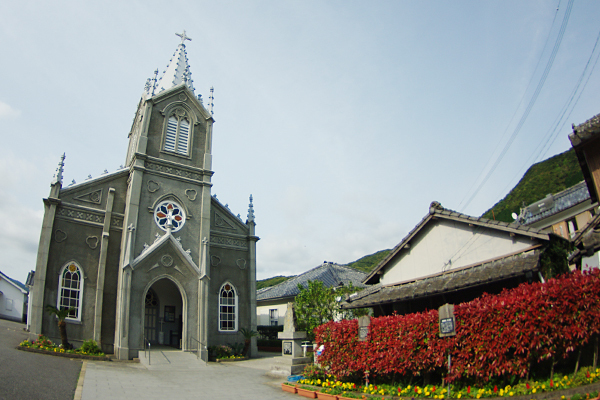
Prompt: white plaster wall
<box><xmin>380</xmin><ymin>220</ymin><xmax>536</xmax><ymax>285</ymax></box>
<box><xmin>582</xmin><ymin>253</ymin><xmax>600</xmax><ymax>272</ymax></box>
<box><xmin>256</xmin><ymin>302</ymin><xmax>287</xmax><ymax>326</ymax></box>
<box><xmin>0</xmin><ymin>279</ymin><xmax>25</xmax><ymax>321</ymax></box>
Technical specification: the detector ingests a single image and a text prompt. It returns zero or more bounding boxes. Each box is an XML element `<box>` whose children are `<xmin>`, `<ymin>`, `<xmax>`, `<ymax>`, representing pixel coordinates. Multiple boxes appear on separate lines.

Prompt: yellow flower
<box><xmin>457</xmin><ymin>394</ymin><xmax>462</xmax><ymax>398</ymax></box>
<box><xmin>476</xmin><ymin>394</ymin><xmax>481</xmax><ymax>399</ymax></box>
<box><xmin>532</xmin><ymin>388</ymin><xmax>536</xmax><ymax>394</ymax></box>
<box><xmin>509</xmin><ymin>392</ymin><xmax>514</xmax><ymax>396</ymax></box>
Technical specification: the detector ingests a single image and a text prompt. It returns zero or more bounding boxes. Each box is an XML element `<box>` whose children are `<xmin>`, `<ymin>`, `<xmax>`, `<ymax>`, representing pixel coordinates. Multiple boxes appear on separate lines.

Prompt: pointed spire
<box><xmin>151</xmin><ymin>31</ymin><xmax>195</xmax><ymax>96</ymax></box>
<box><xmin>208</xmin><ymin>87</ymin><xmax>214</xmax><ymax>115</ymax></box>
<box><xmin>247</xmin><ymin>194</ymin><xmax>255</xmax><ymax>223</ymax></box>
<box><xmin>51</xmin><ymin>153</ymin><xmax>66</xmax><ymax>185</ymax></box>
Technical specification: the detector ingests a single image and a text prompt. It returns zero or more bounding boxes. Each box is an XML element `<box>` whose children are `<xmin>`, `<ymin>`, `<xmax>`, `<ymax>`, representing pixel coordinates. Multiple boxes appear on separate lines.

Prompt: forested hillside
<box><xmin>481</xmin><ymin>149</ymin><xmax>583</xmax><ymax>222</ymax></box>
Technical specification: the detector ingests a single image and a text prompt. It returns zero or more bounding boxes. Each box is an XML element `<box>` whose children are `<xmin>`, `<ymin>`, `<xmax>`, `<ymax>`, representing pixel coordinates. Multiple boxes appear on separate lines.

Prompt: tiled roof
<box><xmin>569</xmin><ymin>112</ymin><xmax>600</xmax><ymax>204</ymax></box>
<box><xmin>0</xmin><ymin>271</ymin><xmax>28</xmax><ymax>293</ymax></box>
<box><xmin>341</xmin><ymin>249</ymin><xmax>541</xmax><ymax>309</ymax></box>
<box><xmin>257</xmin><ymin>263</ymin><xmax>367</xmax><ymax>302</ymax></box>
<box><xmin>519</xmin><ymin>181</ymin><xmax>591</xmax><ymax>225</ymax></box>
<box><xmin>569</xmin><ymin>113</ymin><xmax>600</xmax><ymax>147</ymax></box>
<box><xmin>363</xmin><ymin>202</ymin><xmax>549</xmax><ymax>284</ymax></box>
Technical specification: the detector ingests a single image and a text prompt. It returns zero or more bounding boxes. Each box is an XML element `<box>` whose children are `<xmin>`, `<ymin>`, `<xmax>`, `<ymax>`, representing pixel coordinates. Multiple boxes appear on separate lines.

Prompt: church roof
<box><xmin>146</xmin><ymin>31</ymin><xmax>196</xmax><ymax>98</ymax></box>
<box><xmin>257</xmin><ymin>262</ymin><xmax>367</xmax><ymax>302</ymax></box>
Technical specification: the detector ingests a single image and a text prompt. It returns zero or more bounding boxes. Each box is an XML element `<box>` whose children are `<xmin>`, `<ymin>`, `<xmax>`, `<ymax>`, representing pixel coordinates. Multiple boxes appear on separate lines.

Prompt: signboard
<box><xmin>283</xmin><ymin>341</ymin><xmax>292</xmax><ymax>355</ymax></box>
<box><xmin>438</xmin><ymin>303</ymin><xmax>456</xmax><ymax>337</ymax></box>
<box><xmin>358</xmin><ymin>316</ymin><xmax>370</xmax><ymax>341</ymax></box>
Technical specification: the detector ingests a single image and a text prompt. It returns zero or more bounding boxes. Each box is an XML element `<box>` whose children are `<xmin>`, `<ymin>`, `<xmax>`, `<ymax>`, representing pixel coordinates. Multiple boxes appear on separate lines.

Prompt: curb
<box><xmin>73</xmin><ymin>360</ymin><xmax>87</xmax><ymax>400</ymax></box>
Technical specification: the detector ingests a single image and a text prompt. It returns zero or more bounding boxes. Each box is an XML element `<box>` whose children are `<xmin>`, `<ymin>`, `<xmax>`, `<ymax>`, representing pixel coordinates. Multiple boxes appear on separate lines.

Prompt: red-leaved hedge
<box><xmin>314</xmin><ymin>270</ymin><xmax>600</xmax><ymax>383</ymax></box>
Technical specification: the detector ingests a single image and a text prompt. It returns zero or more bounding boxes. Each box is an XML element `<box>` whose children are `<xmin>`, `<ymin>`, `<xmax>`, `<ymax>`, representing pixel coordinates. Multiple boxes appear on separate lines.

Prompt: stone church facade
<box><xmin>29</xmin><ymin>33</ymin><xmax>258</xmax><ymax>360</ymax></box>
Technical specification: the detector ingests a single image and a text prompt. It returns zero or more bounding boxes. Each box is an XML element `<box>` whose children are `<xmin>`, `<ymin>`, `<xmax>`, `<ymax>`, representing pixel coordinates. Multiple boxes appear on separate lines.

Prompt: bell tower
<box><xmin>114</xmin><ymin>32</ymin><xmax>215</xmax><ymax>360</ymax></box>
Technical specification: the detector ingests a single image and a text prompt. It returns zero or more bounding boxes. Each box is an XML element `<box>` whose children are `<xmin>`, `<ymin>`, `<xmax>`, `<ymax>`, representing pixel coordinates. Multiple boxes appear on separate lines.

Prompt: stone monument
<box><xmin>268</xmin><ymin>303</ymin><xmax>312</xmax><ymax>377</ymax></box>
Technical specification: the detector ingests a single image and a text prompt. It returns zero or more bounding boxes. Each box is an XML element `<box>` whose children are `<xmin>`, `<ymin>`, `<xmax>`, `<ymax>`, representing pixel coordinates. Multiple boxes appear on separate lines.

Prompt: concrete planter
<box><xmin>316</xmin><ymin>392</ymin><xmax>336</xmax><ymax>400</ymax></box>
<box><xmin>297</xmin><ymin>387</ymin><xmax>317</xmax><ymax>398</ymax></box>
<box><xmin>281</xmin><ymin>383</ymin><xmax>297</xmax><ymax>394</ymax></box>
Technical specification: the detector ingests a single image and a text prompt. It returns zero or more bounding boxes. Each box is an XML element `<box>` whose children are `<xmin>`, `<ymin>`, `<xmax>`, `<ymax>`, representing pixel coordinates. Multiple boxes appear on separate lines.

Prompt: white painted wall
<box><xmin>380</xmin><ymin>219</ymin><xmax>537</xmax><ymax>285</ymax></box>
<box><xmin>582</xmin><ymin>253</ymin><xmax>600</xmax><ymax>272</ymax></box>
<box><xmin>0</xmin><ymin>277</ymin><xmax>26</xmax><ymax>322</ymax></box>
<box><xmin>256</xmin><ymin>302</ymin><xmax>287</xmax><ymax>326</ymax></box>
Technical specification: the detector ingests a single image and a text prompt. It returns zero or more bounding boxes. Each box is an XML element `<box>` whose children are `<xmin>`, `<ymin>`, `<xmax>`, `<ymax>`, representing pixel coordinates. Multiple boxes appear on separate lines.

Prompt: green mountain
<box><xmin>481</xmin><ymin>149</ymin><xmax>584</xmax><ymax>223</ymax></box>
<box><xmin>257</xmin><ymin>275</ymin><xmax>294</xmax><ymax>290</ymax></box>
<box><xmin>343</xmin><ymin>249</ymin><xmax>391</xmax><ymax>274</ymax></box>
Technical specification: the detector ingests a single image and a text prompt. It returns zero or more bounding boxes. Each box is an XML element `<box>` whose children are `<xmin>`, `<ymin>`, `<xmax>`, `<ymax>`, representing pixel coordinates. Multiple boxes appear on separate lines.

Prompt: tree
<box><xmin>45</xmin><ymin>305</ymin><xmax>74</xmax><ymax>349</ymax></box>
<box><xmin>294</xmin><ymin>280</ymin><xmax>369</xmax><ymax>340</ymax></box>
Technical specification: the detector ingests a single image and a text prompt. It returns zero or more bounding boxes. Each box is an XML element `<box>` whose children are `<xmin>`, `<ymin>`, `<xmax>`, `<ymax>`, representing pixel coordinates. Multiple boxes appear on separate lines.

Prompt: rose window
<box><xmin>154</xmin><ymin>201</ymin><xmax>186</xmax><ymax>232</ymax></box>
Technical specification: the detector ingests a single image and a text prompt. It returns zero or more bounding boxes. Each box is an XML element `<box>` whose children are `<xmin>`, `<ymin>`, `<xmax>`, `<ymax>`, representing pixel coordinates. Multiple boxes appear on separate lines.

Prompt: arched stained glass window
<box><xmin>219</xmin><ymin>282</ymin><xmax>237</xmax><ymax>332</ymax></box>
<box><xmin>57</xmin><ymin>262</ymin><xmax>83</xmax><ymax>321</ymax></box>
<box><xmin>164</xmin><ymin>109</ymin><xmax>191</xmax><ymax>156</ymax></box>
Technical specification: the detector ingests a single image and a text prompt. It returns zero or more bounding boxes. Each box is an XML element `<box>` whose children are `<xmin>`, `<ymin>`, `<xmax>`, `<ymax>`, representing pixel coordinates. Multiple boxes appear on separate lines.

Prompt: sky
<box><xmin>1</xmin><ymin>1</ymin><xmax>600</xmax><ymax>283</ymax></box>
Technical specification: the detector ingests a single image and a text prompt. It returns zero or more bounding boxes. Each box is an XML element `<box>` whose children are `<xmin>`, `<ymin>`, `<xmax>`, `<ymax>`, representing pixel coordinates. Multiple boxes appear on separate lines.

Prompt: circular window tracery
<box><xmin>154</xmin><ymin>200</ymin><xmax>186</xmax><ymax>232</ymax></box>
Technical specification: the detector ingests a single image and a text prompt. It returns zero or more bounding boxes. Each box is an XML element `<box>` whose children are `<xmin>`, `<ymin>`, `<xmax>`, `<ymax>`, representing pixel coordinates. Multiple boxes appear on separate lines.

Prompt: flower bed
<box><xmin>290</xmin><ymin>377</ymin><xmax>600</xmax><ymax>399</ymax></box>
<box><xmin>18</xmin><ymin>335</ymin><xmax>108</xmax><ymax>361</ymax></box>
<box><xmin>216</xmin><ymin>355</ymin><xmax>248</xmax><ymax>362</ymax></box>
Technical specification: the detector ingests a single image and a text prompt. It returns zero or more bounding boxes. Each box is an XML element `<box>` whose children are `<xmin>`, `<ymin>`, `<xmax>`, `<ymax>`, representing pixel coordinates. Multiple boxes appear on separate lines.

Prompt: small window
<box><xmin>57</xmin><ymin>262</ymin><xmax>83</xmax><ymax>321</ymax></box>
<box><xmin>219</xmin><ymin>282</ymin><xmax>237</xmax><ymax>332</ymax></box>
<box><xmin>269</xmin><ymin>309</ymin><xmax>278</xmax><ymax>326</ymax></box>
<box><xmin>164</xmin><ymin>109</ymin><xmax>191</xmax><ymax>156</ymax></box>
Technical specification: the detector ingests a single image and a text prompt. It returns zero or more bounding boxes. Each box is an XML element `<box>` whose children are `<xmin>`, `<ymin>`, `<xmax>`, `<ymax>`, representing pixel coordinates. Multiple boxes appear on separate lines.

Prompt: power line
<box><xmin>458</xmin><ymin>2</ymin><xmax>562</xmax><ymax>211</ymax></box>
<box><xmin>459</xmin><ymin>0</ymin><xmax>574</xmax><ymax>213</ymax></box>
<box><xmin>493</xmin><ymin>24</ymin><xmax>600</xmax><ymax>202</ymax></box>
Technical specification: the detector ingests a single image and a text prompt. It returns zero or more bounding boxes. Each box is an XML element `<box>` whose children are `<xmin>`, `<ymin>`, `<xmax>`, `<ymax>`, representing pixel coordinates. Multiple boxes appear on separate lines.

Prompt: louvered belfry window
<box><xmin>164</xmin><ymin>108</ymin><xmax>190</xmax><ymax>155</ymax></box>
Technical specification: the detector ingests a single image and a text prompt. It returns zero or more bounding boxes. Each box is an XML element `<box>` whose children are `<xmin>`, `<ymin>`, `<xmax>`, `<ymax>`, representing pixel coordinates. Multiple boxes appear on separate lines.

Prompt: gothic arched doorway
<box><xmin>143</xmin><ymin>278</ymin><xmax>184</xmax><ymax>348</ymax></box>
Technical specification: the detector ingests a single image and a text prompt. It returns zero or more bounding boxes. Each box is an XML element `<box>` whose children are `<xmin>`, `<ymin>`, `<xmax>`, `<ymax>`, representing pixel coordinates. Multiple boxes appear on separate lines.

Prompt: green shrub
<box><xmin>80</xmin><ymin>339</ymin><xmax>103</xmax><ymax>355</ymax></box>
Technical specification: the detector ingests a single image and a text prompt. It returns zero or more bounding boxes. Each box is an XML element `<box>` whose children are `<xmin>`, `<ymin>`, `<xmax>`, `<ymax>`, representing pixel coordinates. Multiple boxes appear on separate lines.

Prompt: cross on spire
<box><xmin>176</xmin><ymin>30</ymin><xmax>192</xmax><ymax>44</ymax></box>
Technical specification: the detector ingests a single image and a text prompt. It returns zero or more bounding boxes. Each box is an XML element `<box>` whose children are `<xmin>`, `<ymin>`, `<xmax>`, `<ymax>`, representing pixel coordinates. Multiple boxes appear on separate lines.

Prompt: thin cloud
<box><xmin>0</xmin><ymin>101</ymin><xmax>21</xmax><ymax>119</ymax></box>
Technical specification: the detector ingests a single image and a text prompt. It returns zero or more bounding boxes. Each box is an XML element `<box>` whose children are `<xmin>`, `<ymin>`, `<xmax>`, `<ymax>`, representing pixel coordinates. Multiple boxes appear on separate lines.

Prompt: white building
<box><xmin>0</xmin><ymin>271</ymin><xmax>28</xmax><ymax>322</ymax></box>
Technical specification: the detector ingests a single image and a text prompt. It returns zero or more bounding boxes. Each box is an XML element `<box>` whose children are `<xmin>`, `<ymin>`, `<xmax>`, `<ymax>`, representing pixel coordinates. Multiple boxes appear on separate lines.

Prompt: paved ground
<box><xmin>0</xmin><ymin>318</ymin><xmax>82</xmax><ymax>400</ymax></box>
<box><xmin>80</xmin><ymin>347</ymin><xmax>296</xmax><ymax>400</ymax></box>
<box><xmin>2</xmin><ymin>318</ymin><xmax>295</xmax><ymax>400</ymax></box>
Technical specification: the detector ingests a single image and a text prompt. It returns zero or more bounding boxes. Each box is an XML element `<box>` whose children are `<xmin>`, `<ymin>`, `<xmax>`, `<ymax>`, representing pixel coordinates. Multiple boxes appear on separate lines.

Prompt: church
<box><xmin>29</xmin><ymin>32</ymin><xmax>258</xmax><ymax>360</ymax></box>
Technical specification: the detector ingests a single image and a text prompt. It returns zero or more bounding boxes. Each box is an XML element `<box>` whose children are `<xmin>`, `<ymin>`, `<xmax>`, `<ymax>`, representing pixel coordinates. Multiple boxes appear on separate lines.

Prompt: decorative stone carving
<box><xmin>211</xmin><ymin>255</ymin><xmax>221</xmax><ymax>267</ymax></box>
<box><xmin>74</xmin><ymin>189</ymin><xmax>103</xmax><ymax>204</ymax></box>
<box><xmin>236</xmin><ymin>259</ymin><xmax>246</xmax><ymax>270</ymax></box>
<box><xmin>211</xmin><ymin>235</ymin><xmax>247</xmax><ymax>249</ymax></box>
<box><xmin>185</xmin><ymin>189</ymin><xmax>197</xmax><ymax>201</ymax></box>
<box><xmin>57</xmin><ymin>207</ymin><xmax>104</xmax><ymax>225</ymax></box>
<box><xmin>178</xmin><ymin>94</ymin><xmax>187</xmax><ymax>101</ymax></box>
<box><xmin>146</xmin><ymin>162</ymin><xmax>202</xmax><ymax>181</ymax></box>
<box><xmin>147</xmin><ymin>180</ymin><xmax>160</xmax><ymax>193</ymax></box>
<box><xmin>214</xmin><ymin>213</ymin><xmax>235</xmax><ymax>230</ymax></box>
<box><xmin>86</xmin><ymin>236</ymin><xmax>99</xmax><ymax>249</ymax></box>
<box><xmin>54</xmin><ymin>230</ymin><xmax>67</xmax><ymax>243</ymax></box>
<box><xmin>161</xmin><ymin>254</ymin><xmax>174</xmax><ymax>267</ymax></box>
